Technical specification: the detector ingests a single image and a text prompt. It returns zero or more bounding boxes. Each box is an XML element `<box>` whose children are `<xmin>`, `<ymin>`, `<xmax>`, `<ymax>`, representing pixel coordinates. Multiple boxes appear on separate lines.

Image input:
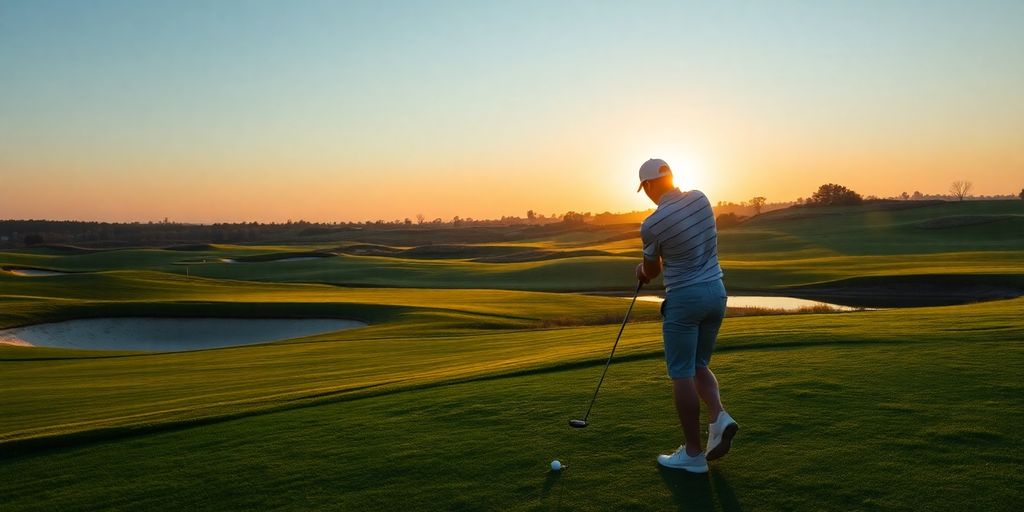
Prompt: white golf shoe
<box><xmin>706</xmin><ymin>411</ymin><xmax>738</xmax><ymax>461</ymax></box>
<box><xmin>657</xmin><ymin>445</ymin><xmax>709</xmax><ymax>473</ymax></box>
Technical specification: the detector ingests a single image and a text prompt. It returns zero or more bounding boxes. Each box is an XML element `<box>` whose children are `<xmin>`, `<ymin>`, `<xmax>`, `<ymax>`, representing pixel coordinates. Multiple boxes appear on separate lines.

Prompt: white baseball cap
<box><xmin>637</xmin><ymin>158</ymin><xmax>672</xmax><ymax>192</ymax></box>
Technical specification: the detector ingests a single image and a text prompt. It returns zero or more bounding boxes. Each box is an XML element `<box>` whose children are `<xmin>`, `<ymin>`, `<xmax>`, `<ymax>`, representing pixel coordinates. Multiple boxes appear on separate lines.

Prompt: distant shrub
<box><xmin>561</xmin><ymin>211</ymin><xmax>586</xmax><ymax>225</ymax></box>
<box><xmin>808</xmin><ymin>183</ymin><xmax>863</xmax><ymax>206</ymax></box>
<box><xmin>715</xmin><ymin>212</ymin><xmax>747</xmax><ymax>229</ymax></box>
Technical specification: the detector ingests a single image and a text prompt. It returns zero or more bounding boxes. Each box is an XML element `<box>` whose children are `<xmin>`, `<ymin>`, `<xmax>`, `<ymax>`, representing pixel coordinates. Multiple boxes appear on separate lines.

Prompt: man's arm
<box><xmin>636</xmin><ymin>257</ymin><xmax>661</xmax><ymax>284</ymax></box>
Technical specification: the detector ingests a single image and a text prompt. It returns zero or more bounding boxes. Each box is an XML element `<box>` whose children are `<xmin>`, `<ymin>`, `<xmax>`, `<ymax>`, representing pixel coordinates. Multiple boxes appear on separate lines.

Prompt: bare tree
<box><xmin>416</xmin><ymin>213</ymin><xmax>425</xmax><ymax>225</ymax></box>
<box><xmin>949</xmin><ymin>181</ymin><xmax>972</xmax><ymax>201</ymax></box>
<box><xmin>749</xmin><ymin>196</ymin><xmax>767</xmax><ymax>215</ymax></box>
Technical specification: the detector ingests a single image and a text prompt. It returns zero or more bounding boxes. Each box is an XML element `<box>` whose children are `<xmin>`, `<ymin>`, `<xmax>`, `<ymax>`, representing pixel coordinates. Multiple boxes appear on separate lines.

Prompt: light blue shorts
<box><xmin>660</xmin><ymin>279</ymin><xmax>727</xmax><ymax>379</ymax></box>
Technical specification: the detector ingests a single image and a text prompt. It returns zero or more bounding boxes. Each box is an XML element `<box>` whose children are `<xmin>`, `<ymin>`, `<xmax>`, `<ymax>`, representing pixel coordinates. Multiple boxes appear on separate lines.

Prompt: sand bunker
<box><xmin>3</xmin><ymin>268</ymin><xmax>68</xmax><ymax>276</ymax></box>
<box><xmin>0</xmin><ymin>317</ymin><xmax>365</xmax><ymax>352</ymax></box>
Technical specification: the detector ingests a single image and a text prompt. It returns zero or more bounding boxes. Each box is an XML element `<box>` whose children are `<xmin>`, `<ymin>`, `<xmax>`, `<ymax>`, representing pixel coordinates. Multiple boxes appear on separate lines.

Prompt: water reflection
<box><xmin>635</xmin><ymin>295</ymin><xmax>862</xmax><ymax>311</ymax></box>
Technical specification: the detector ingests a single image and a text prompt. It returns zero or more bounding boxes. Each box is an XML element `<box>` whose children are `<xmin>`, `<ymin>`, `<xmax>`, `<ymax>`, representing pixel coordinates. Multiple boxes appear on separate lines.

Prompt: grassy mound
<box><xmin>27</xmin><ymin>244</ymin><xmax>110</xmax><ymax>254</ymax></box>
<box><xmin>162</xmin><ymin>243</ymin><xmax>219</xmax><ymax>251</ymax></box>
<box><xmin>398</xmin><ymin>244</ymin><xmax>531</xmax><ymax>259</ymax></box>
<box><xmin>230</xmin><ymin>251</ymin><xmax>337</xmax><ymax>262</ymax></box>
<box><xmin>332</xmin><ymin>243</ymin><xmax>405</xmax><ymax>256</ymax></box>
<box><xmin>472</xmin><ymin>249</ymin><xmax>613</xmax><ymax>263</ymax></box>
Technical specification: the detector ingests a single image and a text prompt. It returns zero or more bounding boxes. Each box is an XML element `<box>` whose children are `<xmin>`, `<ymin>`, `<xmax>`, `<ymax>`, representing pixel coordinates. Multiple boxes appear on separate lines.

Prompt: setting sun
<box><xmin>657</xmin><ymin>151</ymin><xmax>714</xmax><ymax>196</ymax></box>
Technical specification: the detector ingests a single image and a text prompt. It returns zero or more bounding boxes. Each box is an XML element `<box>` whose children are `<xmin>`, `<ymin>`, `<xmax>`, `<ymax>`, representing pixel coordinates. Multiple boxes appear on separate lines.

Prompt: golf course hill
<box><xmin>2</xmin><ymin>199</ymin><xmax>1020</xmax><ymax>301</ymax></box>
<box><xmin>1</xmin><ymin>199</ymin><xmax>1022</xmax><ymax>510</ymax></box>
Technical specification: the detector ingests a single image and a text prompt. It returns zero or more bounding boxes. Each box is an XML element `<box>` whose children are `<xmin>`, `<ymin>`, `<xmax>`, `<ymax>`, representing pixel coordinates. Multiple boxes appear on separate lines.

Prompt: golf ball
<box><xmin>550</xmin><ymin>460</ymin><xmax>562</xmax><ymax>471</ymax></box>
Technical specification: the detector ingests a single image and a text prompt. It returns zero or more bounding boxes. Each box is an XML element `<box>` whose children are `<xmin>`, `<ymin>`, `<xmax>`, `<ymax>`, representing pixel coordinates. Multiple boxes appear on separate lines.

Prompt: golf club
<box><xmin>569</xmin><ymin>279</ymin><xmax>644</xmax><ymax>428</ymax></box>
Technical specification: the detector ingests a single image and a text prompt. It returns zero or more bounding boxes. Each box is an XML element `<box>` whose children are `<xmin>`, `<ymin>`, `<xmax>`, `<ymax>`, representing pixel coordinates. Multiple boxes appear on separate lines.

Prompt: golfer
<box><xmin>635</xmin><ymin>158</ymin><xmax>738</xmax><ymax>473</ymax></box>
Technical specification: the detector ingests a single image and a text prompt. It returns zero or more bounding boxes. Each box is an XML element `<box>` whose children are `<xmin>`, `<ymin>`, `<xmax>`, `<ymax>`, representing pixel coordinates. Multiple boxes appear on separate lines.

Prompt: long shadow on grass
<box><xmin>540</xmin><ymin>470</ymin><xmax>564</xmax><ymax>511</ymax></box>
<box><xmin>658</xmin><ymin>467</ymin><xmax>742</xmax><ymax>511</ymax></box>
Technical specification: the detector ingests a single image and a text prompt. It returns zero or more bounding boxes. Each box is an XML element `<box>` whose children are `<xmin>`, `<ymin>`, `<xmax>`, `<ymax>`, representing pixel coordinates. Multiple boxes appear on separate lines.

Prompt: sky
<box><xmin>1</xmin><ymin>0</ymin><xmax>1022</xmax><ymax>223</ymax></box>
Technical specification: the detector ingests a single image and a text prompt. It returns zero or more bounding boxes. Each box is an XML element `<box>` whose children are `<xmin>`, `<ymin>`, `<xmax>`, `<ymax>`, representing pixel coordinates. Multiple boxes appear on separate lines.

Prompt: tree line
<box><xmin>715</xmin><ymin>180</ymin><xmax>1021</xmax><ymax>229</ymax></box>
<box><xmin>3</xmin><ymin>181</ymin><xmax>1020</xmax><ymax>246</ymax></box>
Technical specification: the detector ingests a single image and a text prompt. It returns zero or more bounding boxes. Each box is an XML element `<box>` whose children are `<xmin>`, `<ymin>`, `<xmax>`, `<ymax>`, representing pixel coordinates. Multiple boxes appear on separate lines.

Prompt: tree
<box><xmin>900</xmin><ymin>192</ymin><xmax>910</xmax><ymax>200</ymax></box>
<box><xmin>808</xmin><ymin>184</ymin><xmax>863</xmax><ymax>206</ymax></box>
<box><xmin>1019</xmin><ymin>188</ymin><xmax>1024</xmax><ymax>200</ymax></box>
<box><xmin>912</xmin><ymin>191</ymin><xmax>924</xmax><ymax>200</ymax></box>
<box><xmin>749</xmin><ymin>196</ymin><xmax>767</xmax><ymax>215</ymax></box>
<box><xmin>526</xmin><ymin>210</ymin><xmax>536</xmax><ymax>223</ymax></box>
<box><xmin>562</xmin><ymin>211</ymin><xmax>586</xmax><ymax>225</ymax></box>
<box><xmin>949</xmin><ymin>181</ymin><xmax>972</xmax><ymax>201</ymax></box>
<box><xmin>416</xmin><ymin>213</ymin><xmax>425</xmax><ymax>225</ymax></box>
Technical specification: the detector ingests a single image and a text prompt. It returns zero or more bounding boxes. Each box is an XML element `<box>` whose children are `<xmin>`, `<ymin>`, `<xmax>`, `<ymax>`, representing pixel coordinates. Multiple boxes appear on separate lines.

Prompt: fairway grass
<box><xmin>2</xmin><ymin>200</ymin><xmax>1022</xmax><ymax>511</ymax></box>
<box><xmin>2</xmin><ymin>299</ymin><xmax>1022</xmax><ymax>511</ymax></box>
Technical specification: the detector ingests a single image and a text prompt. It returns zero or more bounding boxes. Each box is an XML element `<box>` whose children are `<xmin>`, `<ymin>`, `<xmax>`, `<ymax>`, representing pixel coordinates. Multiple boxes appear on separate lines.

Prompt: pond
<box><xmin>0</xmin><ymin>317</ymin><xmax>366</xmax><ymax>352</ymax></box>
<box><xmin>635</xmin><ymin>295</ymin><xmax>864</xmax><ymax>312</ymax></box>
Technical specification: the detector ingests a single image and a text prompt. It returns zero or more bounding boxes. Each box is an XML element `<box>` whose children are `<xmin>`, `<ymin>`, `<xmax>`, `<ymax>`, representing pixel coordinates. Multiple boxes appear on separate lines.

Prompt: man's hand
<box><xmin>635</xmin><ymin>263</ymin><xmax>650</xmax><ymax>284</ymax></box>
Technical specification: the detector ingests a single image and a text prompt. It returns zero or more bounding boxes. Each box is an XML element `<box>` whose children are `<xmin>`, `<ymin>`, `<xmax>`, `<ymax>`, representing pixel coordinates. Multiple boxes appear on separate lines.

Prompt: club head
<box><xmin>568</xmin><ymin>419</ymin><xmax>588</xmax><ymax>428</ymax></box>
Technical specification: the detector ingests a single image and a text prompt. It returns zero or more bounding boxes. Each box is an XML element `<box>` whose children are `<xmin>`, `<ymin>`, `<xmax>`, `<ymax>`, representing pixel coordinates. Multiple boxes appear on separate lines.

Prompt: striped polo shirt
<box><xmin>640</xmin><ymin>188</ymin><xmax>723</xmax><ymax>292</ymax></box>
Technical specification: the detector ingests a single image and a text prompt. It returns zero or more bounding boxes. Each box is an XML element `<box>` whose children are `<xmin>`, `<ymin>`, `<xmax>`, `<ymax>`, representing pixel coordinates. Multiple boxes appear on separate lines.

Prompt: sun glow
<box><xmin>657</xmin><ymin>151</ymin><xmax>712</xmax><ymax>195</ymax></box>
<box><xmin>613</xmin><ymin>147</ymin><xmax>720</xmax><ymax>211</ymax></box>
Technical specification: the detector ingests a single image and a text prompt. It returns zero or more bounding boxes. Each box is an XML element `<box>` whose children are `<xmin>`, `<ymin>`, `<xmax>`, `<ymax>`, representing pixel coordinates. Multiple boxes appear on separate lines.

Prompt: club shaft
<box><xmin>581</xmin><ymin>280</ymin><xmax>643</xmax><ymax>422</ymax></box>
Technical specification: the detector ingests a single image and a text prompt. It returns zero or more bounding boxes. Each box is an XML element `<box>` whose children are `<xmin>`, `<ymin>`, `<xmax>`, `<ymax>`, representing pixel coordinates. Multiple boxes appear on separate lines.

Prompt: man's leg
<box><xmin>695</xmin><ymin>366</ymin><xmax>724</xmax><ymax>422</ymax></box>
<box><xmin>672</xmin><ymin>377</ymin><xmax>703</xmax><ymax>456</ymax></box>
